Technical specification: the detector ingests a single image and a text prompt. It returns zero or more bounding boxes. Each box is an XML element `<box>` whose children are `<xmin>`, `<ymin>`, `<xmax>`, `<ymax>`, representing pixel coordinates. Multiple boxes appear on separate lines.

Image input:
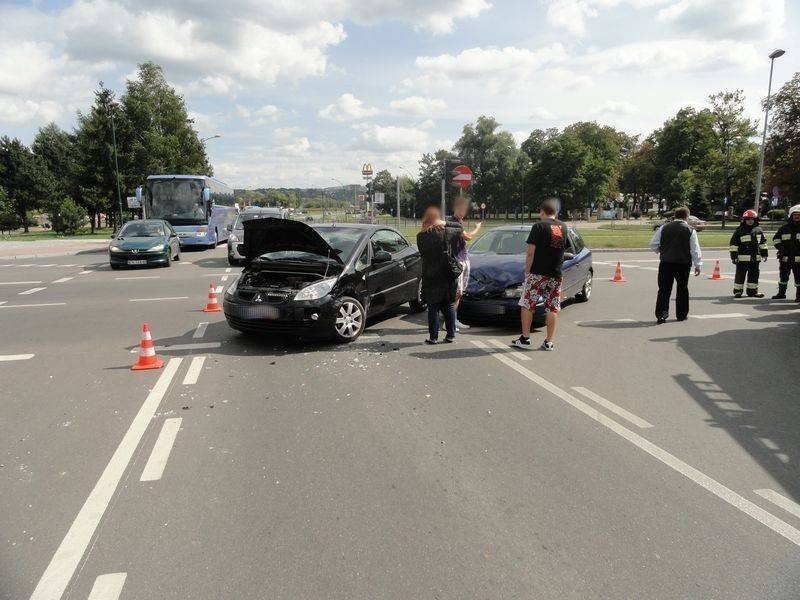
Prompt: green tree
<box><xmin>765</xmin><ymin>71</ymin><xmax>800</xmax><ymax>203</ymax></box>
<box><xmin>416</xmin><ymin>149</ymin><xmax>456</xmax><ymax>212</ymax></box>
<box><xmin>619</xmin><ymin>140</ymin><xmax>658</xmax><ymax>214</ymax></box>
<box><xmin>0</xmin><ymin>137</ymin><xmax>53</xmax><ymax>232</ymax></box>
<box><xmin>0</xmin><ymin>186</ymin><xmax>20</xmax><ymax>233</ymax></box>
<box><xmin>32</xmin><ymin>123</ymin><xmax>78</xmax><ymax>211</ymax></box>
<box><xmin>51</xmin><ymin>198</ymin><xmax>88</xmax><ymax>235</ymax></box>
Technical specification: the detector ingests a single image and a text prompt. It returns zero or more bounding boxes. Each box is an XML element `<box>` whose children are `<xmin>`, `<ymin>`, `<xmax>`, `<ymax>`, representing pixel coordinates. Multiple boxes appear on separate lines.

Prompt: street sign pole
<box><xmin>396</xmin><ymin>175</ymin><xmax>401</xmax><ymax>230</ymax></box>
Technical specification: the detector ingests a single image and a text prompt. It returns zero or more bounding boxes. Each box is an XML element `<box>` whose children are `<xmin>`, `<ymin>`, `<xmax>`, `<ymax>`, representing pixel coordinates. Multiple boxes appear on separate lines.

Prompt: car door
<box><xmin>366</xmin><ymin>230</ymin><xmax>407</xmax><ymax>311</ymax></box>
<box><xmin>167</xmin><ymin>224</ymin><xmax>180</xmax><ymax>256</ymax></box>
<box><xmin>563</xmin><ymin>228</ymin><xmax>588</xmax><ymax>296</ymax></box>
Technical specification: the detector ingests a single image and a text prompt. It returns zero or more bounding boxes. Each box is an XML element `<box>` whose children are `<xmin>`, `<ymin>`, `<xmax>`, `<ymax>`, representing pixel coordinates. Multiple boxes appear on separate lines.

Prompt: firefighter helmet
<box><xmin>789</xmin><ymin>204</ymin><xmax>800</xmax><ymax>218</ymax></box>
<box><xmin>742</xmin><ymin>209</ymin><xmax>757</xmax><ymax>219</ymax></box>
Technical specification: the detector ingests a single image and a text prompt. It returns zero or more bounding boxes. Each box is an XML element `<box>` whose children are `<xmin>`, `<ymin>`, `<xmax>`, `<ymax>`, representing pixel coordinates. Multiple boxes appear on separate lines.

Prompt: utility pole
<box><xmin>107</xmin><ymin>100</ymin><xmax>124</xmax><ymax>230</ymax></box>
<box><xmin>754</xmin><ymin>49</ymin><xmax>786</xmax><ymax>212</ymax></box>
<box><xmin>396</xmin><ymin>174</ymin><xmax>401</xmax><ymax>230</ymax></box>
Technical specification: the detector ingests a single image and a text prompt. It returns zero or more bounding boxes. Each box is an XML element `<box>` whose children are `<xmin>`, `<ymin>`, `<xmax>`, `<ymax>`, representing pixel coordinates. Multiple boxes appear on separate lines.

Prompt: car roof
<box><xmin>312</xmin><ymin>223</ymin><xmax>391</xmax><ymax>231</ymax></box>
<box><xmin>124</xmin><ymin>219</ymin><xmax>166</xmax><ymax>225</ymax></box>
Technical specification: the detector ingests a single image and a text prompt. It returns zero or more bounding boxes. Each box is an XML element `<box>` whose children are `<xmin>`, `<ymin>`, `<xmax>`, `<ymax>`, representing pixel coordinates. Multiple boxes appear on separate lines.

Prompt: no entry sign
<box><xmin>451</xmin><ymin>165</ymin><xmax>473</xmax><ymax>190</ymax></box>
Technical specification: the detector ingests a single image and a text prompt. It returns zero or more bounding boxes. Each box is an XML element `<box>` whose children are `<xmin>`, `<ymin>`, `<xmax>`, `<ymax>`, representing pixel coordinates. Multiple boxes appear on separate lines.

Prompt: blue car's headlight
<box><xmin>294</xmin><ymin>278</ymin><xmax>337</xmax><ymax>301</ymax></box>
<box><xmin>149</xmin><ymin>244</ymin><xmax>165</xmax><ymax>252</ymax></box>
<box><xmin>109</xmin><ymin>245</ymin><xmax>123</xmax><ymax>253</ymax></box>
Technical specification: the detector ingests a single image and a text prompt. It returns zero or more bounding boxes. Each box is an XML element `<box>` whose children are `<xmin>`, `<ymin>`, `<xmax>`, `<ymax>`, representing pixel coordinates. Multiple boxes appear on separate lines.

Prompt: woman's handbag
<box><xmin>441</xmin><ymin>231</ymin><xmax>462</xmax><ymax>281</ymax></box>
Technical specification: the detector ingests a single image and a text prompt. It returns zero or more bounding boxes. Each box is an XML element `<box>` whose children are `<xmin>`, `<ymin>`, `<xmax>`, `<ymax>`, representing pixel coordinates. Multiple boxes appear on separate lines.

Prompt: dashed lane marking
<box><xmin>225</xmin><ymin>267</ymin><xmax>232</xmax><ymax>273</ymax></box>
<box><xmin>214</xmin><ymin>285</ymin><xmax>224</xmax><ymax>294</ymax></box>
<box><xmin>690</xmin><ymin>313</ymin><xmax>749</xmax><ymax>320</ymax></box>
<box><xmin>193</xmin><ymin>322</ymin><xmax>208</xmax><ymax>338</ymax></box>
<box><xmin>182</xmin><ymin>356</ymin><xmax>206</xmax><ymax>385</ymax></box>
<box><xmin>28</xmin><ymin>359</ymin><xmax>182</xmax><ymax>600</ymax></box>
<box><xmin>129</xmin><ymin>296</ymin><xmax>189</xmax><ymax>302</ymax></box>
<box><xmin>574</xmin><ymin>318</ymin><xmax>639</xmax><ymax>325</ymax></box>
<box><xmin>0</xmin><ymin>354</ymin><xmax>35</xmax><ymax>362</ymax></box>
<box><xmin>572</xmin><ymin>386</ymin><xmax>654</xmax><ymax>429</ymax></box>
<box><xmin>140</xmin><ymin>418</ymin><xmax>182</xmax><ymax>482</ymax></box>
<box><xmin>87</xmin><ymin>572</ymin><xmax>127</xmax><ymax>600</ymax></box>
<box><xmin>79</xmin><ymin>270</ymin><xmax>93</xmax><ymax>274</ymax></box>
<box><xmin>0</xmin><ymin>302</ymin><xmax>65</xmax><ymax>309</ymax></box>
<box><xmin>129</xmin><ymin>342</ymin><xmax>222</xmax><ymax>353</ymax></box>
<box><xmin>487</xmin><ymin>339</ymin><xmax>531</xmax><ymax>361</ymax></box>
<box><xmin>51</xmin><ymin>277</ymin><xmax>73</xmax><ymax>283</ymax></box>
<box><xmin>18</xmin><ymin>287</ymin><xmax>46</xmax><ymax>295</ymax></box>
<box><xmin>755</xmin><ymin>489</ymin><xmax>800</xmax><ymax>521</ymax></box>
<box><xmin>221</xmin><ymin>275</ymin><xmax>229</xmax><ymax>282</ymax></box>
<box><xmin>471</xmin><ymin>339</ymin><xmax>800</xmax><ymax>548</ymax></box>
<box><xmin>115</xmin><ymin>276</ymin><xmax>160</xmax><ymax>280</ymax></box>
<box><xmin>0</xmin><ymin>281</ymin><xmax>43</xmax><ymax>285</ymax></box>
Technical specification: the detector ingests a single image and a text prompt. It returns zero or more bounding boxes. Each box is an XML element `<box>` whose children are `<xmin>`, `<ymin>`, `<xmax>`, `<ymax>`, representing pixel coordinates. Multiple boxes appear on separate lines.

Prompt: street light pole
<box><xmin>107</xmin><ymin>101</ymin><xmax>124</xmax><ymax>230</ymax></box>
<box><xmin>754</xmin><ymin>49</ymin><xmax>786</xmax><ymax>212</ymax></box>
<box><xmin>201</xmin><ymin>134</ymin><xmax>221</xmax><ymax>144</ymax></box>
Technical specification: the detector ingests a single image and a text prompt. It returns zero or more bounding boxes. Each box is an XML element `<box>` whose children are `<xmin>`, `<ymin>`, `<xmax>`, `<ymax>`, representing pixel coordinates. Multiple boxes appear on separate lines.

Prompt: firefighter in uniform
<box><xmin>772</xmin><ymin>204</ymin><xmax>800</xmax><ymax>301</ymax></box>
<box><xmin>729</xmin><ymin>209</ymin><xmax>768</xmax><ymax>298</ymax></box>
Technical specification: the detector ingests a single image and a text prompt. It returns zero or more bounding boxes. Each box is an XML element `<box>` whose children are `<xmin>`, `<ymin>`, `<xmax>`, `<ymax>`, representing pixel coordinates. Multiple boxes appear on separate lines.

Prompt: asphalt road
<box><xmin>2</xmin><ymin>246</ymin><xmax>799</xmax><ymax>599</ymax></box>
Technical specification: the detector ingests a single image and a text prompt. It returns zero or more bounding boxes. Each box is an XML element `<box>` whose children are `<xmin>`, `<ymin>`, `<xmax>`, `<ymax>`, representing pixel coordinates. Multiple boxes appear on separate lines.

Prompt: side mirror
<box><xmin>372</xmin><ymin>250</ymin><xmax>392</xmax><ymax>264</ymax></box>
<box><xmin>202</xmin><ymin>187</ymin><xmax>211</xmax><ymax>203</ymax></box>
<box><xmin>563</xmin><ymin>252</ymin><xmax>575</xmax><ymax>261</ymax></box>
<box><xmin>110</xmin><ymin>234</ymin><xmax>116</xmax><ymax>239</ymax></box>
<box><xmin>226</xmin><ymin>224</ymin><xmax>232</xmax><ymax>232</ymax></box>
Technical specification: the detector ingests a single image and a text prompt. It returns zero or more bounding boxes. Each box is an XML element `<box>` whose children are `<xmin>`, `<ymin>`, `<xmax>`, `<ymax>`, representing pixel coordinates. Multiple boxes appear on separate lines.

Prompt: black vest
<box><xmin>659</xmin><ymin>220</ymin><xmax>692</xmax><ymax>265</ymax></box>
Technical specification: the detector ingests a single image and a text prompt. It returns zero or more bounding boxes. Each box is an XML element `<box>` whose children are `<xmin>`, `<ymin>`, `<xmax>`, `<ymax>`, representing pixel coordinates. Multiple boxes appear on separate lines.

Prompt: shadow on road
<box><xmin>653</xmin><ymin>306</ymin><xmax>800</xmax><ymax>501</ymax></box>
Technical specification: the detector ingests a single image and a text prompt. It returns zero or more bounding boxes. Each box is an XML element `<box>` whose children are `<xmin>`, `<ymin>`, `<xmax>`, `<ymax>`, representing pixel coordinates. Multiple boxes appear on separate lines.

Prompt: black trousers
<box><xmin>656</xmin><ymin>262</ymin><xmax>691</xmax><ymax>320</ymax></box>
<box><xmin>734</xmin><ymin>261</ymin><xmax>760</xmax><ymax>295</ymax></box>
<box><xmin>777</xmin><ymin>261</ymin><xmax>800</xmax><ymax>296</ymax></box>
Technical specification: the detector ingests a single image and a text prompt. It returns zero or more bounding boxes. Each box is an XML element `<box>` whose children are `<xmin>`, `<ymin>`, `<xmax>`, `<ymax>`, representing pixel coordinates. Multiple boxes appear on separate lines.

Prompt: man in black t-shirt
<box><xmin>512</xmin><ymin>198</ymin><xmax>566</xmax><ymax>351</ymax></box>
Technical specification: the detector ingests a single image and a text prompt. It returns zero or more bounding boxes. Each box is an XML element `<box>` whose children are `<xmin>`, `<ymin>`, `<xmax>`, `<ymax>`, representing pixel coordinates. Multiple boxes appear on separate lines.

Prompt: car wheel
<box><xmin>173</xmin><ymin>247</ymin><xmax>180</xmax><ymax>261</ymax></box>
<box><xmin>576</xmin><ymin>270</ymin><xmax>592</xmax><ymax>302</ymax></box>
<box><xmin>333</xmin><ymin>296</ymin><xmax>366</xmax><ymax>342</ymax></box>
<box><xmin>110</xmin><ymin>264</ymin><xmax>120</xmax><ymax>270</ymax></box>
<box><xmin>207</xmin><ymin>230</ymin><xmax>217</xmax><ymax>250</ymax></box>
<box><xmin>164</xmin><ymin>251</ymin><xmax>172</xmax><ymax>267</ymax></box>
<box><xmin>228</xmin><ymin>255</ymin><xmax>239</xmax><ymax>266</ymax></box>
<box><xmin>408</xmin><ymin>278</ymin><xmax>426</xmax><ymax>313</ymax></box>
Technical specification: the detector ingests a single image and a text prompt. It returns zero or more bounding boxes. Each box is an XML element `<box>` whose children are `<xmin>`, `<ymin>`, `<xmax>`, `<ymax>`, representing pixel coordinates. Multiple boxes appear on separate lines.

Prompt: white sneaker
<box><xmin>455</xmin><ymin>320</ymin><xmax>470</xmax><ymax>330</ymax></box>
<box><xmin>512</xmin><ymin>336</ymin><xmax>533</xmax><ymax>349</ymax></box>
<box><xmin>540</xmin><ymin>340</ymin><xmax>554</xmax><ymax>351</ymax></box>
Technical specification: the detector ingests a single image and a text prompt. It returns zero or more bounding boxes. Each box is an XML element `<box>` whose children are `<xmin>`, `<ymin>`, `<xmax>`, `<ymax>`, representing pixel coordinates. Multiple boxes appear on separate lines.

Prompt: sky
<box><xmin>0</xmin><ymin>0</ymin><xmax>797</xmax><ymax>189</ymax></box>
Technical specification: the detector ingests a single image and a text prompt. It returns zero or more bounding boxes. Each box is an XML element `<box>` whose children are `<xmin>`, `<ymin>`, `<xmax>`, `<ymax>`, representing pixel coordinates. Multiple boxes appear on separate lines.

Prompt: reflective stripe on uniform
<box><xmin>729</xmin><ymin>246</ymin><xmax>739</xmax><ymax>252</ymax></box>
<box><xmin>746</xmin><ymin>283</ymin><xmax>759</xmax><ymax>289</ymax></box>
<box><xmin>782</xmin><ymin>234</ymin><xmax>793</xmax><ymax>241</ymax></box>
<box><xmin>779</xmin><ymin>280</ymin><xmax>789</xmax><ymax>285</ymax></box>
<box><xmin>733</xmin><ymin>283</ymin><xmax>744</xmax><ymax>290</ymax></box>
<box><xmin>737</xmin><ymin>256</ymin><xmax>751</xmax><ymax>262</ymax></box>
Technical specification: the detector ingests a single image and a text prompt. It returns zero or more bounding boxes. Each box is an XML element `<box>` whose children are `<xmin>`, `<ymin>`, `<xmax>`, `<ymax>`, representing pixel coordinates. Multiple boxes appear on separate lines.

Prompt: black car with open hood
<box><xmin>224</xmin><ymin>222</ymin><xmax>425</xmax><ymax>342</ymax></box>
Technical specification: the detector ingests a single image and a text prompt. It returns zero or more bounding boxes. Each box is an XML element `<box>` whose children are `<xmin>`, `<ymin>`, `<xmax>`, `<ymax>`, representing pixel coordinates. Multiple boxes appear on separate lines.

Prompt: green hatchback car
<box><xmin>109</xmin><ymin>219</ymin><xmax>182</xmax><ymax>269</ymax></box>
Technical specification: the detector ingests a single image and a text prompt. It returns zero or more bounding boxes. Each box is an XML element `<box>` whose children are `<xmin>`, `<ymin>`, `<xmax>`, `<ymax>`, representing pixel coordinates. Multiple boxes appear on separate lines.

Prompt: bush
<box><xmin>767</xmin><ymin>209</ymin><xmax>786</xmax><ymax>221</ymax></box>
<box><xmin>646</xmin><ymin>210</ymin><xmax>659</xmax><ymax>219</ymax></box>
<box><xmin>51</xmin><ymin>198</ymin><xmax>88</xmax><ymax>235</ymax></box>
<box><xmin>631</xmin><ymin>210</ymin><xmax>642</xmax><ymax>219</ymax></box>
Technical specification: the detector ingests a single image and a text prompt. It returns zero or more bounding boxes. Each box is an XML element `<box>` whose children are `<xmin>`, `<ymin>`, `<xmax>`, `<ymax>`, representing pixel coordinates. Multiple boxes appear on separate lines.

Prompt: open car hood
<box><xmin>243</xmin><ymin>218</ymin><xmax>341</xmax><ymax>262</ymax></box>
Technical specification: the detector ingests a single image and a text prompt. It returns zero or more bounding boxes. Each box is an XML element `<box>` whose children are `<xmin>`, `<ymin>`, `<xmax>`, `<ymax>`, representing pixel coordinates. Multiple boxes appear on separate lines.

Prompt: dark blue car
<box><xmin>458</xmin><ymin>225</ymin><xmax>593</xmax><ymax>323</ymax></box>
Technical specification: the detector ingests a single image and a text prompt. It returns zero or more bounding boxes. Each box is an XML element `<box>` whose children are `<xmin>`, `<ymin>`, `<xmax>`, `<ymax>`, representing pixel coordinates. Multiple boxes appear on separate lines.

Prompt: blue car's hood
<box><xmin>467</xmin><ymin>253</ymin><xmax>526</xmax><ymax>294</ymax></box>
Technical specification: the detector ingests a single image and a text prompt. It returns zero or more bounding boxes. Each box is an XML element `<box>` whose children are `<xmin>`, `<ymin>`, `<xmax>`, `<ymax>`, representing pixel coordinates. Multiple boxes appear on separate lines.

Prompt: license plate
<box><xmin>127</xmin><ymin>259</ymin><xmax>147</xmax><ymax>265</ymax></box>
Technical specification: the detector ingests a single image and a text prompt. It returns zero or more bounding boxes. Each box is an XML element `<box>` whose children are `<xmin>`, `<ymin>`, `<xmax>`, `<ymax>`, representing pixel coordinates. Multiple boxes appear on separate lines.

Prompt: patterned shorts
<box><xmin>456</xmin><ymin>260</ymin><xmax>470</xmax><ymax>294</ymax></box>
<box><xmin>518</xmin><ymin>274</ymin><xmax>562</xmax><ymax>313</ymax></box>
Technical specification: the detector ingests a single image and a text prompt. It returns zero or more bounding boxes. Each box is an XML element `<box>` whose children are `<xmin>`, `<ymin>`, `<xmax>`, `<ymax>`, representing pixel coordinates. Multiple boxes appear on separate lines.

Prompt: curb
<box><xmin>0</xmin><ymin>247</ymin><xmax>108</xmax><ymax>260</ymax></box>
<box><xmin>592</xmin><ymin>246</ymin><xmax>728</xmax><ymax>253</ymax></box>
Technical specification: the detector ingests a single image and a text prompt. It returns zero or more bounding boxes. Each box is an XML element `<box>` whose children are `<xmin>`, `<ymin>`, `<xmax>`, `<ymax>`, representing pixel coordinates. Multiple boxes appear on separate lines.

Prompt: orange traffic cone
<box><xmin>709</xmin><ymin>260</ymin><xmax>724</xmax><ymax>280</ymax></box>
<box><xmin>203</xmin><ymin>283</ymin><xmax>222</xmax><ymax>312</ymax></box>
<box><xmin>131</xmin><ymin>323</ymin><xmax>164</xmax><ymax>371</ymax></box>
<box><xmin>611</xmin><ymin>261</ymin><xmax>626</xmax><ymax>283</ymax></box>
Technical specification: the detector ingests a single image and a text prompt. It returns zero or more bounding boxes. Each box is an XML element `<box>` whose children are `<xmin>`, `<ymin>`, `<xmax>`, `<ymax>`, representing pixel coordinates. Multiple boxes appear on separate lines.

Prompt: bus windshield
<box><xmin>147</xmin><ymin>178</ymin><xmax>206</xmax><ymax>225</ymax></box>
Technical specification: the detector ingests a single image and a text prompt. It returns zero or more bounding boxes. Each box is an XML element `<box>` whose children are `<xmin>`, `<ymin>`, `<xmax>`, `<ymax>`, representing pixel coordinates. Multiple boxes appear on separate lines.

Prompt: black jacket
<box><xmin>773</xmin><ymin>220</ymin><xmax>800</xmax><ymax>262</ymax></box>
<box><xmin>729</xmin><ymin>223</ymin><xmax>767</xmax><ymax>263</ymax></box>
<box><xmin>416</xmin><ymin>224</ymin><xmax>462</xmax><ymax>304</ymax></box>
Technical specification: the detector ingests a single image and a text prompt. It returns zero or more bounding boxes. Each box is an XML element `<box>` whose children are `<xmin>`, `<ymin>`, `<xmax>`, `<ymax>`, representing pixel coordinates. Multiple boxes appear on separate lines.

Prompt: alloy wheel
<box><xmin>335</xmin><ymin>301</ymin><xmax>363</xmax><ymax>338</ymax></box>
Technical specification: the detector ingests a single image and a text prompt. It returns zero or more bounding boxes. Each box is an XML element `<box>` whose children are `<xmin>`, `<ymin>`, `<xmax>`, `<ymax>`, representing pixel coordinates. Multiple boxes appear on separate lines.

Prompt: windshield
<box><xmin>470</xmin><ymin>230</ymin><xmax>529</xmax><ymax>255</ymax></box>
<box><xmin>147</xmin><ymin>178</ymin><xmax>206</xmax><ymax>224</ymax></box>
<box><xmin>234</xmin><ymin>212</ymin><xmax>281</xmax><ymax>228</ymax></box>
<box><xmin>119</xmin><ymin>222</ymin><xmax>165</xmax><ymax>237</ymax></box>
<box><xmin>315</xmin><ymin>227</ymin><xmax>363</xmax><ymax>261</ymax></box>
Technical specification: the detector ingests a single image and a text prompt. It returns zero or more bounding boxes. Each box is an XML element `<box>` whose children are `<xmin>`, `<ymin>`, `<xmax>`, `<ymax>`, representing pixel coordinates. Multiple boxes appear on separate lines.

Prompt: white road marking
<box><xmin>18</xmin><ymin>287</ymin><xmax>46</xmax><ymax>295</ymax></box>
<box><xmin>129</xmin><ymin>342</ymin><xmax>222</xmax><ymax>353</ymax></box>
<box><xmin>487</xmin><ymin>339</ymin><xmax>531</xmax><ymax>361</ymax></box>
<box><xmin>0</xmin><ymin>281</ymin><xmax>42</xmax><ymax>285</ymax></box>
<box><xmin>214</xmin><ymin>285</ymin><xmax>224</xmax><ymax>294</ymax></box>
<box><xmin>39</xmin><ymin>263</ymin><xmax>56</xmax><ymax>267</ymax></box>
<box><xmin>52</xmin><ymin>277</ymin><xmax>73</xmax><ymax>283</ymax></box>
<box><xmin>0</xmin><ymin>301</ymin><xmax>6</xmax><ymax>306</ymax></box>
<box><xmin>225</xmin><ymin>267</ymin><xmax>232</xmax><ymax>273</ymax></box>
<box><xmin>182</xmin><ymin>356</ymin><xmax>206</xmax><ymax>385</ymax></box>
<box><xmin>0</xmin><ymin>302</ymin><xmax>66</xmax><ymax>308</ymax></box>
<box><xmin>572</xmin><ymin>386</ymin><xmax>654</xmax><ymax>429</ymax></box>
<box><xmin>87</xmin><ymin>572</ymin><xmax>127</xmax><ymax>600</ymax></box>
<box><xmin>471</xmin><ymin>340</ymin><xmax>800</xmax><ymax>547</ymax></box>
<box><xmin>115</xmin><ymin>276</ymin><xmax>160</xmax><ymax>280</ymax></box>
<box><xmin>179</xmin><ymin>261</ymin><xmax>192</xmax><ymax>265</ymax></box>
<box><xmin>755</xmin><ymin>489</ymin><xmax>800</xmax><ymax>520</ymax></box>
<box><xmin>0</xmin><ymin>354</ymin><xmax>35</xmax><ymax>362</ymax></box>
<box><xmin>129</xmin><ymin>296</ymin><xmax>189</xmax><ymax>302</ymax></box>
<box><xmin>690</xmin><ymin>313</ymin><xmax>749</xmax><ymax>320</ymax></box>
<box><xmin>140</xmin><ymin>418</ymin><xmax>183</xmax><ymax>481</ymax></box>
<box><xmin>29</xmin><ymin>359</ymin><xmax>182</xmax><ymax>600</ymax></box>
<box><xmin>221</xmin><ymin>275</ymin><xmax>229</xmax><ymax>282</ymax></box>
<box><xmin>79</xmin><ymin>270</ymin><xmax>93</xmax><ymax>274</ymax></box>
<box><xmin>62</xmin><ymin>264</ymin><xmax>77</xmax><ymax>267</ymax></box>
<box><xmin>575</xmin><ymin>318</ymin><xmax>639</xmax><ymax>325</ymax></box>
<box><xmin>193</xmin><ymin>322</ymin><xmax>208</xmax><ymax>338</ymax></box>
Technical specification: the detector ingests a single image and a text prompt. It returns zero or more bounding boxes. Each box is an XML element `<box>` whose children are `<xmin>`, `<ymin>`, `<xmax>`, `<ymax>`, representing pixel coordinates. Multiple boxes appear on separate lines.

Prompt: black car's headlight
<box><xmin>503</xmin><ymin>284</ymin><xmax>523</xmax><ymax>298</ymax></box>
<box><xmin>224</xmin><ymin>277</ymin><xmax>238</xmax><ymax>298</ymax></box>
<box><xmin>294</xmin><ymin>277</ymin><xmax>337</xmax><ymax>301</ymax></box>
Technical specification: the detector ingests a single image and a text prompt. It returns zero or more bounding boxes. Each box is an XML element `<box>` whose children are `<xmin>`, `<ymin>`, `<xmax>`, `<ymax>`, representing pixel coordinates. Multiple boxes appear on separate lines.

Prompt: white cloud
<box><xmin>237</xmin><ymin>104</ymin><xmax>282</xmax><ymax>125</ymax></box>
<box><xmin>279</xmin><ymin>136</ymin><xmax>311</xmax><ymax>157</ymax></box>
<box><xmin>545</xmin><ymin>0</ymin><xmax>667</xmax><ymax>36</ymax></box>
<box><xmin>530</xmin><ymin>106</ymin><xmax>556</xmax><ymax>120</ymax></box>
<box><xmin>657</xmin><ymin>0</ymin><xmax>785</xmax><ymax>40</ymax></box>
<box><xmin>580</xmin><ymin>39</ymin><xmax>761</xmax><ymax>73</ymax></box>
<box><xmin>360</xmin><ymin>125</ymin><xmax>430</xmax><ymax>152</ymax></box>
<box><xmin>389</xmin><ymin>96</ymin><xmax>447</xmax><ymax>115</ymax></box>
<box><xmin>416</xmin><ymin>44</ymin><xmax>567</xmax><ymax>79</ymax></box>
<box><xmin>0</xmin><ymin>96</ymin><xmax>62</xmax><ymax>124</ymax></box>
<box><xmin>319</xmin><ymin>93</ymin><xmax>379</xmax><ymax>122</ymax></box>
<box><xmin>592</xmin><ymin>100</ymin><xmax>638</xmax><ymax>115</ymax></box>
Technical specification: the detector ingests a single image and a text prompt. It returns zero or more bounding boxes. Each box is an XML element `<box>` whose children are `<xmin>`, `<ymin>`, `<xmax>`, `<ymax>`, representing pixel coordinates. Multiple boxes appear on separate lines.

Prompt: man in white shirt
<box><xmin>650</xmin><ymin>206</ymin><xmax>702</xmax><ymax>324</ymax></box>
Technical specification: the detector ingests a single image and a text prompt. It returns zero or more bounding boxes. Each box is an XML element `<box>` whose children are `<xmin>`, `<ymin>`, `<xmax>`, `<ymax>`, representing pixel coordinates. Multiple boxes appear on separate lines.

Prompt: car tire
<box><xmin>164</xmin><ymin>251</ymin><xmax>172</xmax><ymax>267</ymax></box>
<box><xmin>576</xmin><ymin>270</ymin><xmax>592</xmax><ymax>302</ymax></box>
<box><xmin>174</xmin><ymin>248</ymin><xmax>180</xmax><ymax>261</ymax></box>
<box><xmin>332</xmin><ymin>296</ymin><xmax>366</xmax><ymax>342</ymax></box>
<box><xmin>110</xmin><ymin>264</ymin><xmax>120</xmax><ymax>270</ymax></box>
<box><xmin>228</xmin><ymin>255</ymin><xmax>239</xmax><ymax>266</ymax></box>
<box><xmin>408</xmin><ymin>278</ymin><xmax>426</xmax><ymax>313</ymax></box>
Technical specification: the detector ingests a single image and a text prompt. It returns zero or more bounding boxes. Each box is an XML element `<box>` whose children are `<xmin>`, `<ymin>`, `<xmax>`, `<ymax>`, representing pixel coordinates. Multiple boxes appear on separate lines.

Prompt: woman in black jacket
<box><xmin>416</xmin><ymin>206</ymin><xmax>463</xmax><ymax>344</ymax></box>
